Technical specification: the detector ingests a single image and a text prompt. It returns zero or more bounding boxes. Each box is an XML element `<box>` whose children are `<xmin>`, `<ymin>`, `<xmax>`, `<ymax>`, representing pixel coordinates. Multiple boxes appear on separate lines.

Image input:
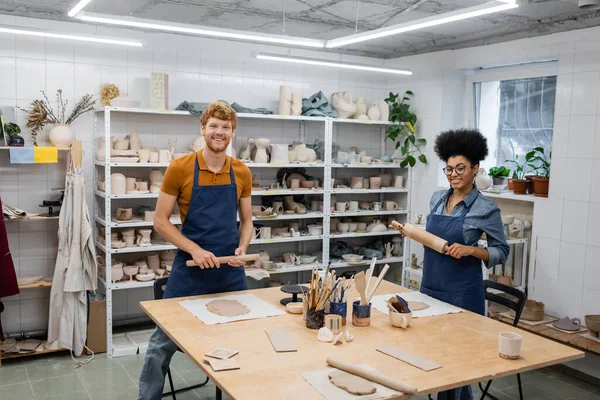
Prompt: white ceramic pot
<box><xmin>270</xmin><ymin>144</ymin><xmax>289</xmax><ymax>163</ymax></box>
<box><xmin>377</xmin><ymin>100</ymin><xmax>390</xmax><ymax>121</ymax></box>
<box><xmin>498</xmin><ymin>332</ymin><xmax>522</xmax><ymax>359</ymax></box>
<box><xmin>352</xmin><ymin>96</ymin><xmax>368</xmax><ymax>119</ymax></box>
<box><xmin>295</xmin><ymin>143</ymin><xmax>317</xmax><ymax>162</ymax></box>
<box><xmin>279</xmin><ymin>85</ymin><xmax>292</xmax><ymax>115</ymax></box>
<box><xmin>367</xmin><ymin>104</ymin><xmax>381</xmax><ymax>120</ymax></box>
<box><xmin>253</xmin><ymin>138</ymin><xmax>270</xmax><ymax>163</ymax></box>
<box><xmin>291</xmin><ymin>92</ymin><xmax>302</xmax><ymax>116</ymax></box>
<box><xmin>49</xmin><ymin>124</ymin><xmax>74</xmax><ymax>149</ymax></box>
<box><xmin>475</xmin><ymin>168</ymin><xmax>492</xmax><ymax>190</ymax></box>
<box><xmin>128</xmin><ymin>133</ymin><xmax>141</xmax><ymax>150</ymax></box>
<box><xmin>389</xmin><ymin>310</ymin><xmax>412</xmax><ymax>329</ymax></box>
<box><xmin>149</xmin><ymin>169</ymin><xmax>164</xmax><ymax>185</ymax></box>
<box><xmin>111</xmin><ymin>173</ymin><xmax>127</xmax><ymax>194</ymax></box>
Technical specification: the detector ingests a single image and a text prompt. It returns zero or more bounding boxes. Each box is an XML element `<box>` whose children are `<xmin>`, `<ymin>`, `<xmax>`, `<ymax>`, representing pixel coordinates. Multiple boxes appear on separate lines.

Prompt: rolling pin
<box><xmin>390</xmin><ymin>221</ymin><xmax>448</xmax><ymax>254</ymax></box>
<box><xmin>326</xmin><ymin>358</ymin><xmax>418</xmax><ymax>395</ymax></box>
<box><xmin>186</xmin><ymin>254</ymin><xmax>260</xmax><ymax>267</ymax></box>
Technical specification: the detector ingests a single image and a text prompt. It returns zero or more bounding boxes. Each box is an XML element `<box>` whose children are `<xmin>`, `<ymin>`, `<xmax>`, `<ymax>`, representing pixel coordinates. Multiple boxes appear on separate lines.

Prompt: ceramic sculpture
<box><xmin>295</xmin><ymin>143</ymin><xmax>317</xmax><ymax>162</ymax></box>
<box><xmin>253</xmin><ymin>138</ymin><xmax>270</xmax><ymax>163</ymax></box>
<box><xmin>367</xmin><ymin>103</ymin><xmax>381</xmax><ymax>120</ymax></box>
<box><xmin>377</xmin><ymin>99</ymin><xmax>390</xmax><ymax>121</ymax></box>
<box><xmin>270</xmin><ymin>144</ymin><xmax>289</xmax><ymax>163</ymax></box>
<box><xmin>352</xmin><ymin>97</ymin><xmax>367</xmax><ymax>119</ymax></box>
<box><xmin>279</xmin><ymin>85</ymin><xmax>292</xmax><ymax>115</ymax></box>
<box><xmin>331</xmin><ymin>92</ymin><xmax>357</xmax><ymax>119</ymax></box>
<box><xmin>128</xmin><ymin>133</ymin><xmax>141</xmax><ymax>150</ymax></box>
<box><xmin>239</xmin><ymin>138</ymin><xmax>254</xmax><ymax>161</ymax></box>
<box><xmin>475</xmin><ymin>168</ymin><xmax>492</xmax><ymax>190</ymax></box>
<box><xmin>291</xmin><ymin>92</ymin><xmax>302</xmax><ymax>116</ymax></box>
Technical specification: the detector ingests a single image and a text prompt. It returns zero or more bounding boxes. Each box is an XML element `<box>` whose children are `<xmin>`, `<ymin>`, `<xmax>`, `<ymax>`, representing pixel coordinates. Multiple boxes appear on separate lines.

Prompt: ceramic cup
<box><xmin>499</xmin><ymin>332</ymin><xmax>522</xmax><ymax>359</ymax></box>
<box><xmin>159</xmin><ymin>150</ymin><xmax>171</xmax><ymax>163</ymax></box>
<box><xmin>393</xmin><ymin>175</ymin><xmax>404</xmax><ymax>188</ymax></box>
<box><xmin>348</xmin><ymin>201</ymin><xmax>359</xmax><ymax>211</ymax></box>
<box><xmin>352</xmin><ymin>301</ymin><xmax>371</xmax><ymax>327</ymax></box>
<box><xmin>259</xmin><ymin>226</ymin><xmax>271</xmax><ymax>239</ymax></box>
<box><xmin>371</xmin><ymin>202</ymin><xmax>382</xmax><ymax>211</ymax></box>
<box><xmin>121</xmin><ymin>228</ymin><xmax>135</xmax><ymax>237</ymax></box>
<box><xmin>117</xmin><ymin>207</ymin><xmax>133</xmax><ymax>221</ymax></box>
<box><xmin>384</xmin><ymin>201</ymin><xmax>399</xmax><ymax>211</ymax></box>
<box><xmin>126</xmin><ymin>177</ymin><xmax>139</xmax><ymax>192</ymax></box>
<box><xmin>359</xmin><ymin>201</ymin><xmax>371</xmax><ymax>210</ymax></box>
<box><xmin>149</xmin><ymin>152</ymin><xmax>159</xmax><ymax>163</ymax></box>
<box><xmin>144</xmin><ymin>211</ymin><xmax>155</xmax><ymax>222</ymax></box>
<box><xmin>338</xmin><ymin>222</ymin><xmax>349</xmax><ymax>233</ymax></box>
<box><xmin>329</xmin><ymin>302</ymin><xmax>347</xmax><ymax>326</ymax></box>
<box><xmin>336</xmin><ymin>202</ymin><xmax>349</xmax><ymax>212</ymax></box>
<box><xmin>389</xmin><ymin>310</ymin><xmax>412</xmax><ymax>329</ymax></box>
<box><xmin>138</xmin><ymin>181</ymin><xmax>149</xmax><ymax>191</ymax></box>
<box><xmin>138</xmin><ymin>149</ymin><xmax>150</xmax><ymax>163</ymax></box>
<box><xmin>357</xmin><ymin>222</ymin><xmax>367</xmax><ymax>231</ymax></box>
<box><xmin>150</xmin><ymin>184</ymin><xmax>161</xmax><ymax>194</ymax></box>
<box><xmin>348</xmin><ymin>222</ymin><xmax>358</xmax><ymax>232</ymax></box>
<box><xmin>370</xmin><ymin>176</ymin><xmax>382</xmax><ymax>189</ymax></box>
<box><xmin>362</xmin><ymin>178</ymin><xmax>369</xmax><ymax>189</ymax></box>
<box><xmin>311</xmin><ymin>200</ymin><xmax>320</xmax><ymax>212</ymax></box>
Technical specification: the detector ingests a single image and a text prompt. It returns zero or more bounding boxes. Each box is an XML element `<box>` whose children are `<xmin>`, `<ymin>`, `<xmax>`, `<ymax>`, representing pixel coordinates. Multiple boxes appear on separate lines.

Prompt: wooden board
<box><xmin>265</xmin><ymin>329</ymin><xmax>297</xmax><ymax>352</ymax></box>
<box><xmin>18</xmin><ymin>281</ymin><xmax>52</xmax><ymax>290</ymax></box>
<box><xmin>491</xmin><ymin>312</ymin><xmax>600</xmax><ymax>355</ymax></box>
<box><xmin>140</xmin><ymin>281</ymin><xmax>584</xmax><ymax>400</ymax></box>
<box><xmin>376</xmin><ymin>346</ymin><xmax>442</xmax><ymax>372</ymax></box>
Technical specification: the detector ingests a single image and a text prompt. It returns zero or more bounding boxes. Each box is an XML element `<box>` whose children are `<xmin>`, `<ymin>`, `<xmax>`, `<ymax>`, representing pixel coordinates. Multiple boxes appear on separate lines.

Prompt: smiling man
<box><xmin>138</xmin><ymin>102</ymin><xmax>253</xmax><ymax>400</ymax></box>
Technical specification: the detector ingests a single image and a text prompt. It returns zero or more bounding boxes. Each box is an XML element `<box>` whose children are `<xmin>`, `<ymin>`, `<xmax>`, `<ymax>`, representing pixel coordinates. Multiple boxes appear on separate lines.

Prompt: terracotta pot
<box><xmin>532</xmin><ymin>177</ymin><xmax>549</xmax><ymax>197</ymax></box>
<box><xmin>511</xmin><ymin>179</ymin><xmax>528</xmax><ymax>195</ymax></box>
<box><xmin>525</xmin><ymin>175</ymin><xmax>536</xmax><ymax>194</ymax></box>
<box><xmin>507</xmin><ymin>178</ymin><xmax>513</xmax><ymax>190</ymax></box>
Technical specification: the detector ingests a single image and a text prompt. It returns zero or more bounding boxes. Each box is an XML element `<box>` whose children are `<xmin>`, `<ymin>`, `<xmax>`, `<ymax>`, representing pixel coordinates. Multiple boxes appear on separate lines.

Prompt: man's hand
<box><xmin>445</xmin><ymin>243</ymin><xmax>474</xmax><ymax>259</ymax></box>
<box><xmin>228</xmin><ymin>247</ymin><xmax>246</xmax><ymax>267</ymax></box>
<box><xmin>190</xmin><ymin>247</ymin><xmax>220</xmax><ymax>269</ymax></box>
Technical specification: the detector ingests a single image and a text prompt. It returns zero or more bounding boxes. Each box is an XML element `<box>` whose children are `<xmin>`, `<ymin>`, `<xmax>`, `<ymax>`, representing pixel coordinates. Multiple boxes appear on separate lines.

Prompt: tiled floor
<box><xmin>1</xmin><ymin>351</ymin><xmax>599</xmax><ymax>400</ymax></box>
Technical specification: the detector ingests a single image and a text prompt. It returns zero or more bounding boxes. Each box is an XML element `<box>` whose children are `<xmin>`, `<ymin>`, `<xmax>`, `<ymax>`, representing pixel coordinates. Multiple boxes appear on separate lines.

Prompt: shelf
<box><xmin>266</xmin><ymin>265</ymin><xmax>315</xmax><ymax>274</ymax></box>
<box><xmin>249</xmin><ymin>212</ymin><xmax>323</xmax><ymax>221</ymax></box>
<box><xmin>404</xmin><ymin>267</ymin><xmax>423</xmax><ymax>277</ymax></box>
<box><xmin>1</xmin><ymin>346</ymin><xmax>67</xmax><ymax>360</ymax></box>
<box><xmin>95</xmin><ymin>107</ymin><xmax>327</xmax><ymax>121</ymax></box>
<box><xmin>250</xmin><ymin>235</ymin><xmax>322</xmax><ymax>245</ymax></box>
<box><xmin>479</xmin><ymin>238</ymin><xmax>528</xmax><ymax>246</ymax></box>
<box><xmin>331</xmin><ymin>163</ymin><xmax>404</xmax><ymax>169</ymax></box>
<box><xmin>18</xmin><ymin>280</ymin><xmax>52</xmax><ymax>289</ymax></box>
<box><xmin>95</xmin><ymin>161</ymin><xmax>171</xmax><ymax>168</ymax></box>
<box><xmin>330</xmin><ymin>230</ymin><xmax>401</xmax><ymax>239</ymax></box>
<box><xmin>95</xmin><ymin>190</ymin><xmax>159</xmax><ymax>199</ymax></box>
<box><xmin>481</xmin><ymin>191</ymin><xmax>538</xmax><ymax>203</ymax></box>
<box><xmin>331</xmin><ymin>210</ymin><xmax>407</xmax><ymax>218</ymax></box>
<box><xmin>331</xmin><ymin>257</ymin><xmax>404</xmax><ymax>269</ymax></box>
<box><xmin>5</xmin><ymin>215</ymin><xmax>59</xmax><ymax>221</ymax></box>
<box><xmin>332</xmin><ymin>118</ymin><xmax>398</xmax><ymax>126</ymax></box>
<box><xmin>99</xmin><ymin>277</ymin><xmax>155</xmax><ymax>290</ymax></box>
<box><xmin>251</xmin><ymin>189</ymin><xmax>324</xmax><ymax>196</ymax></box>
<box><xmin>331</xmin><ymin>188</ymin><xmax>408</xmax><ymax>194</ymax></box>
<box><xmin>96</xmin><ymin>217</ymin><xmax>181</xmax><ymax>228</ymax></box>
<box><xmin>0</xmin><ymin>146</ymin><xmax>69</xmax><ymax>151</ymax></box>
<box><xmin>243</xmin><ymin>162</ymin><xmax>324</xmax><ymax>168</ymax></box>
<box><xmin>96</xmin><ymin>242</ymin><xmax>177</xmax><ymax>254</ymax></box>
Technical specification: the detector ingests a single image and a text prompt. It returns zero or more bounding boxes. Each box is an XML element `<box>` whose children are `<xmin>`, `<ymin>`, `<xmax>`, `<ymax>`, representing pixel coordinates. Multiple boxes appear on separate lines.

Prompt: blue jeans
<box><xmin>438</xmin><ymin>386</ymin><xmax>473</xmax><ymax>400</ymax></box>
<box><xmin>138</xmin><ymin>327</ymin><xmax>178</xmax><ymax>400</ymax></box>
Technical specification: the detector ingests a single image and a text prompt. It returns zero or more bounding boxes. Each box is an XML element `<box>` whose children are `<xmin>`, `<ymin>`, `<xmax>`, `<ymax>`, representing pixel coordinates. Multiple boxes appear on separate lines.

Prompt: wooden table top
<box><xmin>139</xmin><ymin>281</ymin><xmax>584</xmax><ymax>399</ymax></box>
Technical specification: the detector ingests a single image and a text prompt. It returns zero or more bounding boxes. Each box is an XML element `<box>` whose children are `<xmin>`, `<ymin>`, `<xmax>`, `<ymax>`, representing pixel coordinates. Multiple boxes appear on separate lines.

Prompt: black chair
<box><xmin>478</xmin><ymin>280</ymin><xmax>527</xmax><ymax>400</ymax></box>
<box><xmin>153</xmin><ymin>277</ymin><xmax>210</xmax><ymax>399</ymax></box>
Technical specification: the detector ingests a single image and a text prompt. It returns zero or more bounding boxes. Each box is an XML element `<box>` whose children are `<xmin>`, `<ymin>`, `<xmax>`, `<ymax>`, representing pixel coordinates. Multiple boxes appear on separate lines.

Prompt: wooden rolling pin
<box><xmin>326</xmin><ymin>358</ymin><xmax>418</xmax><ymax>395</ymax></box>
<box><xmin>390</xmin><ymin>221</ymin><xmax>448</xmax><ymax>254</ymax></box>
<box><xmin>186</xmin><ymin>254</ymin><xmax>260</xmax><ymax>267</ymax></box>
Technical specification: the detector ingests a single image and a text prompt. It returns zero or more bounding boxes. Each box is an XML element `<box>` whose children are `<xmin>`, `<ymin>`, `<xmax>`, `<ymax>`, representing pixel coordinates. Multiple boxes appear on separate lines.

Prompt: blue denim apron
<box><xmin>421</xmin><ymin>192</ymin><xmax>485</xmax><ymax>315</ymax></box>
<box><xmin>163</xmin><ymin>156</ymin><xmax>247</xmax><ymax>298</ymax></box>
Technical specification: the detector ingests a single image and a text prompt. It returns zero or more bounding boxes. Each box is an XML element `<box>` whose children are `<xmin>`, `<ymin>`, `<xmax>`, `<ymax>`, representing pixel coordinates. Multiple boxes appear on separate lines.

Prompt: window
<box><xmin>474</xmin><ymin>76</ymin><xmax>556</xmax><ymax>173</ymax></box>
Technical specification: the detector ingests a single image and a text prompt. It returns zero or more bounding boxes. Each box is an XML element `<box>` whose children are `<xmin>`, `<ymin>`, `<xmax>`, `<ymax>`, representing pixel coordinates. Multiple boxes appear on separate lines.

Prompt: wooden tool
<box><xmin>326</xmin><ymin>358</ymin><xmax>418</xmax><ymax>395</ymax></box>
<box><xmin>390</xmin><ymin>221</ymin><xmax>448</xmax><ymax>253</ymax></box>
<box><xmin>364</xmin><ymin>258</ymin><xmax>376</xmax><ymax>297</ymax></box>
<box><xmin>186</xmin><ymin>254</ymin><xmax>260</xmax><ymax>267</ymax></box>
<box><xmin>354</xmin><ymin>271</ymin><xmax>367</xmax><ymax>305</ymax></box>
<box><xmin>365</xmin><ymin>264</ymin><xmax>390</xmax><ymax>303</ymax></box>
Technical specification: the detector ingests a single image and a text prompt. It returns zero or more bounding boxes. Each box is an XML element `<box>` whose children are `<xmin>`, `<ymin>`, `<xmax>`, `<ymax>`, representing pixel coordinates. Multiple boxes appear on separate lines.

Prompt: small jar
<box><xmin>352</xmin><ymin>300</ymin><xmax>371</xmax><ymax>327</ymax></box>
<box><xmin>306</xmin><ymin>309</ymin><xmax>325</xmax><ymax>330</ymax></box>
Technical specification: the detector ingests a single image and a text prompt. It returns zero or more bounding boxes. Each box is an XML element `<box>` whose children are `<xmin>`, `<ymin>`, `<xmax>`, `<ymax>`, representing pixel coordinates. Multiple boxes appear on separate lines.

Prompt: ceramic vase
<box><xmin>352</xmin><ymin>97</ymin><xmax>368</xmax><ymax>119</ymax></box>
<box><xmin>295</xmin><ymin>143</ymin><xmax>317</xmax><ymax>162</ymax></box>
<box><xmin>331</xmin><ymin>92</ymin><xmax>357</xmax><ymax>119</ymax></box>
<box><xmin>367</xmin><ymin>103</ymin><xmax>381</xmax><ymax>120</ymax></box>
<box><xmin>279</xmin><ymin>85</ymin><xmax>292</xmax><ymax>115</ymax></box>
<box><xmin>111</xmin><ymin>173</ymin><xmax>127</xmax><ymax>195</ymax></box>
<box><xmin>190</xmin><ymin>136</ymin><xmax>205</xmax><ymax>152</ymax></box>
<box><xmin>377</xmin><ymin>100</ymin><xmax>390</xmax><ymax>121</ymax></box>
<box><xmin>149</xmin><ymin>169</ymin><xmax>164</xmax><ymax>186</ymax></box>
<box><xmin>96</xmin><ymin>137</ymin><xmax>106</xmax><ymax>161</ymax></box>
<box><xmin>270</xmin><ymin>144</ymin><xmax>289</xmax><ymax>163</ymax></box>
<box><xmin>128</xmin><ymin>133</ymin><xmax>141</xmax><ymax>150</ymax></box>
<box><xmin>49</xmin><ymin>124</ymin><xmax>74</xmax><ymax>149</ymax></box>
<box><xmin>475</xmin><ymin>168</ymin><xmax>492</xmax><ymax>190</ymax></box>
<box><xmin>291</xmin><ymin>92</ymin><xmax>302</xmax><ymax>116</ymax></box>
<box><xmin>253</xmin><ymin>138</ymin><xmax>270</xmax><ymax>163</ymax></box>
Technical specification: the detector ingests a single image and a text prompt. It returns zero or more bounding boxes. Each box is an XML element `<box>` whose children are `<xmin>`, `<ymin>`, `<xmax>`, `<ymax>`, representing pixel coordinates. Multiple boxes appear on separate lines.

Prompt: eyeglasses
<box><xmin>442</xmin><ymin>164</ymin><xmax>473</xmax><ymax>176</ymax></box>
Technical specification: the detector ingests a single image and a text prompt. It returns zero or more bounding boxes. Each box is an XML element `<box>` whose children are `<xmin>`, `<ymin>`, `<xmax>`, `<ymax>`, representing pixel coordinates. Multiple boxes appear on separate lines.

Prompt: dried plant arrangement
<box><xmin>100</xmin><ymin>83</ymin><xmax>120</xmax><ymax>106</ymax></box>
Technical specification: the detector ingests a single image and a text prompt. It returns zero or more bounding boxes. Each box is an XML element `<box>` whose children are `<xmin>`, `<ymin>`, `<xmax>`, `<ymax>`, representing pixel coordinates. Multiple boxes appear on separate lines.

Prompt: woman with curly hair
<box><xmin>396</xmin><ymin>129</ymin><xmax>509</xmax><ymax>400</ymax></box>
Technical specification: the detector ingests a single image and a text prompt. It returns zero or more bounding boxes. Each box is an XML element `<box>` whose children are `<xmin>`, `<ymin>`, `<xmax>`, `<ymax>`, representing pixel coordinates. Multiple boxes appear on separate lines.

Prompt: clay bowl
<box><xmin>300</xmin><ymin>180</ymin><xmax>316</xmax><ymax>189</ymax></box>
<box><xmin>510</xmin><ymin>299</ymin><xmax>544</xmax><ymax>321</ymax></box>
<box><xmin>136</xmin><ymin>272</ymin><xmax>156</xmax><ymax>282</ymax></box>
<box><xmin>286</xmin><ymin>302</ymin><xmax>303</xmax><ymax>314</ymax></box>
<box><xmin>342</xmin><ymin>254</ymin><xmax>364</xmax><ymax>263</ymax></box>
<box><xmin>585</xmin><ymin>315</ymin><xmax>600</xmax><ymax>337</ymax></box>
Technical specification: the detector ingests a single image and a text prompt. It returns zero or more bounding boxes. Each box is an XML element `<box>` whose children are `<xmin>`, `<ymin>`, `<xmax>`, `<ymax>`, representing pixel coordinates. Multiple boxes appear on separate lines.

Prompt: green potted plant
<box><xmin>488</xmin><ymin>166</ymin><xmax>510</xmax><ymax>187</ymax></box>
<box><xmin>1</xmin><ymin>121</ymin><xmax>23</xmax><ymax>146</ymax></box>
<box><xmin>385</xmin><ymin>90</ymin><xmax>427</xmax><ymax>168</ymax></box>
<box><xmin>526</xmin><ymin>147</ymin><xmax>551</xmax><ymax>197</ymax></box>
<box><xmin>505</xmin><ymin>155</ymin><xmax>528</xmax><ymax>194</ymax></box>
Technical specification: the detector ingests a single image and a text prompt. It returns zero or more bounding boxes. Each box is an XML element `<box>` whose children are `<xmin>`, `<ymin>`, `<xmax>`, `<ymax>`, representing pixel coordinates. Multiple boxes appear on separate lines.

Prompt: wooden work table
<box><xmin>140</xmin><ymin>281</ymin><xmax>584</xmax><ymax>399</ymax></box>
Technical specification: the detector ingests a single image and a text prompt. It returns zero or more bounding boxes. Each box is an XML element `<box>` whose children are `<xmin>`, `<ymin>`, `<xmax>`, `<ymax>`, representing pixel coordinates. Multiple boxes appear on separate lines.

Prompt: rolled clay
<box><xmin>186</xmin><ymin>254</ymin><xmax>260</xmax><ymax>267</ymax></box>
<box><xmin>326</xmin><ymin>358</ymin><xmax>418</xmax><ymax>395</ymax></box>
<box><xmin>391</xmin><ymin>221</ymin><xmax>448</xmax><ymax>253</ymax></box>
<box><xmin>408</xmin><ymin>301</ymin><xmax>430</xmax><ymax>311</ymax></box>
<box><xmin>206</xmin><ymin>300</ymin><xmax>250</xmax><ymax>317</ymax></box>
<box><xmin>328</xmin><ymin>370</ymin><xmax>376</xmax><ymax>395</ymax></box>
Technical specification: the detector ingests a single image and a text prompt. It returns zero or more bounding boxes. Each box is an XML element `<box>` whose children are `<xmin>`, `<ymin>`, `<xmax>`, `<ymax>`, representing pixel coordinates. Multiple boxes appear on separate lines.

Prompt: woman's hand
<box><xmin>389</xmin><ymin>223</ymin><xmax>406</xmax><ymax>237</ymax></box>
<box><xmin>228</xmin><ymin>247</ymin><xmax>247</xmax><ymax>267</ymax></box>
<box><xmin>445</xmin><ymin>243</ymin><xmax>475</xmax><ymax>259</ymax></box>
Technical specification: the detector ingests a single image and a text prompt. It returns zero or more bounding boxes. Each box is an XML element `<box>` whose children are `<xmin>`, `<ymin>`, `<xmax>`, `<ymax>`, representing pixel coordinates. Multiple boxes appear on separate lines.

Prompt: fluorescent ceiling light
<box><xmin>0</xmin><ymin>26</ymin><xmax>142</xmax><ymax>47</ymax></box>
<box><xmin>78</xmin><ymin>12</ymin><xmax>325</xmax><ymax>48</ymax></box>
<box><xmin>479</xmin><ymin>58</ymin><xmax>558</xmax><ymax>70</ymax></box>
<box><xmin>253</xmin><ymin>52</ymin><xmax>412</xmax><ymax>75</ymax></box>
<box><xmin>326</xmin><ymin>1</ymin><xmax>519</xmax><ymax>48</ymax></box>
<box><xmin>68</xmin><ymin>0</ymin><xmax>92</xmax><ymax>17</ymax></box>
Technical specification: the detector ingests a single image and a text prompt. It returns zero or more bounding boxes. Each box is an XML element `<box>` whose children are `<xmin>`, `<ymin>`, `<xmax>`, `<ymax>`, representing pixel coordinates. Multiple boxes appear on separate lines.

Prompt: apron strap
<box><xmin>193</xmin><ymin>153</ymin><xmax>201</xmax><ymax>188</ymax></box>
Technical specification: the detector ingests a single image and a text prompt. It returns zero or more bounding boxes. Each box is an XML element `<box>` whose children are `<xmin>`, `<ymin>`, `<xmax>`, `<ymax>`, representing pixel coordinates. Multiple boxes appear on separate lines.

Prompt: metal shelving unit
<box><xmin>94</xmin><ymin>106</ymin><xmax>411</xmax><ymax>356</ymax></box>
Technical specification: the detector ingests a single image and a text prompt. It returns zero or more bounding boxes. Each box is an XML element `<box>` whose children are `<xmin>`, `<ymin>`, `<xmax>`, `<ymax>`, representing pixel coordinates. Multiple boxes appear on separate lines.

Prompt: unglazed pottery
<box><xmin>111</xmin><ymin>173</ymin><xmax>127</xmax><ymax>194</ymax></box>
<box><xmin>331</xmin><ymin>92</ymin><xmax>357</xmax><ymax>119</ymax></box>
<box><xmin>253</xmin><ymin>138</ymin><xmax>270</xmax><ymax>163</ymax></box>
<box><xmin>49</xmin><ymin>124</ymin><xmax>74</xmax><ymax>149</ymax></box>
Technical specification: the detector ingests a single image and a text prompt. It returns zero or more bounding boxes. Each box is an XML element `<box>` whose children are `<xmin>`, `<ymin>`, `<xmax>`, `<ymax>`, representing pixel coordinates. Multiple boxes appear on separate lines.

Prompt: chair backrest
<box><xmin>483</xmin><ymin>280</ymin><xmax>527</xmax><ymax>327</ymax></box>
<box><xmin>154</xmin><ymin>277</ymin><xmax>169</xmax><ymax>300</ymax></box>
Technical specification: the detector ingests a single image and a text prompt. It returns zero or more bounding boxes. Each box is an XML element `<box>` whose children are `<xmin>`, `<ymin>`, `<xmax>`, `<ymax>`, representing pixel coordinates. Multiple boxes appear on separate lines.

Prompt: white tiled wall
<box><xmin>0</xmin><ymin>15</ymin><xmax>394</xmax><ymax>334</ymax></box>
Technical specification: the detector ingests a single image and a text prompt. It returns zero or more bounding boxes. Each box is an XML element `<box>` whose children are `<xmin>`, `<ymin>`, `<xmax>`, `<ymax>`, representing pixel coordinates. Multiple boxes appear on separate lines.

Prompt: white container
<box><xmin>111</xmin><ymin>173</ymin><xmax>127</xmax><ymax>195</ymax></box>
<box><xmin>389</xmin><ymin>310</ymin><xmax>412</xmax><ymax>329</ymax></box>
<box><xmin>498</xmin><ymin>332</ymin><xmax>522</xmax><ymax>360</ymax></box>
<box><xmin>49</xmin><ymin>124</ymin><xmax>74</xmax><ymax>149</ymax></box>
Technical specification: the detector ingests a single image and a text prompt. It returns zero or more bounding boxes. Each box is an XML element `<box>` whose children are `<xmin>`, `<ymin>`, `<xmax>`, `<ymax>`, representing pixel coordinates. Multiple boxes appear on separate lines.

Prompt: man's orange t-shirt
<box><xmin>160</xmin><ymin>150</ymin><xmax>252</xmax><ymax>222</ymax></box>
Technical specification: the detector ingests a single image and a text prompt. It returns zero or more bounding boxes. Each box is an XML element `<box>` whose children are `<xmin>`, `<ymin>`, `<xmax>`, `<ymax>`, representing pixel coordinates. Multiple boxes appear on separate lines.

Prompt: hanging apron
<box><xmin>163</xmin><ymin>156</ymin><xmax>247</xmax><ymax>299</ymax></box>
<box><xmin>421</xmin><ymin>192</ymin><xmax>485</xmax><ymax>315</ymax></box>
